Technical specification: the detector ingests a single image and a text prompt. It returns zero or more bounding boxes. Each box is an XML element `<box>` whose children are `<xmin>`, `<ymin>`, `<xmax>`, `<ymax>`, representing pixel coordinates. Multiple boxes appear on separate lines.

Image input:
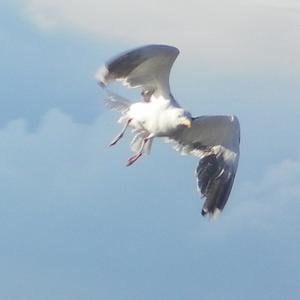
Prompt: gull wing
<box><xmin>96</xmin><ymin>44</ymin><xmax>179</xmax><ymax>100</ymax></box>
<box><xmin>169</xmin><ymin>115</ymin><xmax>240</xmax><ymax>216</ymax></box>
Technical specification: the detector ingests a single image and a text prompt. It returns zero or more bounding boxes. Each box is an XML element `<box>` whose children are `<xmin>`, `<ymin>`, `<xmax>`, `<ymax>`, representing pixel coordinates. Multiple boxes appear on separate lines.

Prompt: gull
<box><xmin>96</xmin><ymin>44</ymin><xmax>240</xmax><ymax>217</ymax></box>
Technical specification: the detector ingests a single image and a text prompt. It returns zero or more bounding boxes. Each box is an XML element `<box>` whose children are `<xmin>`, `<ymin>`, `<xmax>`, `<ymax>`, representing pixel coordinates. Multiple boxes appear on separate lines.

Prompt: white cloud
<box><xmin>0</xmin><ymin>109</ymin><xmax>118</xmax><ymax>210</ymax></box>
<box><xmin>22</xmin><ymin>0</ymin><xmax>300</xmax><ymax>72</ymax></box>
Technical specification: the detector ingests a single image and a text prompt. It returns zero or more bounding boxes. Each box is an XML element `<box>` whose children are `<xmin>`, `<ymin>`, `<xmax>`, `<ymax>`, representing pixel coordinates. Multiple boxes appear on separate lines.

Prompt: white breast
<box><xmin>128</xmin><ymin>100</ymin><xmax>175</xmax><ymax>135</ymax></box>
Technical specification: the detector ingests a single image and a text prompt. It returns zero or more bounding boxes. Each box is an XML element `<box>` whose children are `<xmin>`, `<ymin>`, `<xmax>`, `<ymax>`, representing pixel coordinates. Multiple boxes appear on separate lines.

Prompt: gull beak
<box><xmin>182</xmin><ymin>118</ymin><xmax>192</xmax><ymax>128</ymax></box>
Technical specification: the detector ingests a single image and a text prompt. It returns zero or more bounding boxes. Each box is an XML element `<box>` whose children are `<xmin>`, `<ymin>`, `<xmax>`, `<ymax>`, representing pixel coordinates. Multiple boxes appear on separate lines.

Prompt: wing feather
<box><xmin>96</xmin><ymin>44</ymin><xmax>179</xmax><ymax>99</ymax></box>
<box><xmin>169</xmin><ymin>115</ymin><xmax>240</xmax><ymax>216</ymax></box>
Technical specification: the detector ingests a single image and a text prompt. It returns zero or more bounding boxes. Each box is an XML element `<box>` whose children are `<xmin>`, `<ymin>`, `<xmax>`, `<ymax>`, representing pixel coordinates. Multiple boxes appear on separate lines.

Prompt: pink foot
<box><xmin>109</xmin><ymin>119</ymin><xmax>132</xmax><ymax>147</ymax></box>
<box><xmin>126</xmin><ymin>152</ymin><xmax>143</xmax><ymax>166</ymax></box>
<box><xmin>109</xmin><ymin>133</ymin><xmax>123</xmax><ymax>147</ymax></box>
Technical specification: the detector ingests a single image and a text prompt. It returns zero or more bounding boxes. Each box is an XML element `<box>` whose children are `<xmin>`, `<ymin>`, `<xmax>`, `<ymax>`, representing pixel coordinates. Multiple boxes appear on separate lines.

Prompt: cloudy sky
<box><xmin>1</xmin><ymin>0</ymin><xmax>300</xmax><ymax>299</ymax></box>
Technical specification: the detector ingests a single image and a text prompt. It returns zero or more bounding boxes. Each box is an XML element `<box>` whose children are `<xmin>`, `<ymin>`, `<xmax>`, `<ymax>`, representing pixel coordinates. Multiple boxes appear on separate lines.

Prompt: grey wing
<box><xmin>96</xmin><ymin>44</ymin><xmax>179</xmax><ymax>99</ymax></box>
<box><xmin>170</xmin><ymin>115</ymin><xmax>240</xmax><ymax>217</ymax></box>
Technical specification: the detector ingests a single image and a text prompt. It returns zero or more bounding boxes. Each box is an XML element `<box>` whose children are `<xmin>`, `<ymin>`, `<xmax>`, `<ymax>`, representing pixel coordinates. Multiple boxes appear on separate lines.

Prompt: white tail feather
<box><xmin>130</xmin><ymin>132</ymin><xmax>153</xmax><ymax>155</ymax></box>
<box><xmin>130</xmin><ymin>133</ymin><xmax>144</xmax><ymax>153</ymax></box>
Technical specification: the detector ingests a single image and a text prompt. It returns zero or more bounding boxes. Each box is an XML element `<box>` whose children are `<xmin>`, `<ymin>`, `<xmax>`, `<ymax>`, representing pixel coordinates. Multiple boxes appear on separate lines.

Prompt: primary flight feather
<box><xmin>96</xmin><ymin>44</ymin><xmax>240</xmax><ymax>217</ymax></box>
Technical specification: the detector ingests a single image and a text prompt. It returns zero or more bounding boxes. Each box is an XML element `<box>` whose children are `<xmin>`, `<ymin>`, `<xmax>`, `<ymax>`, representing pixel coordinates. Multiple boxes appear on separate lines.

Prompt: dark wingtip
<box><xmin>97</xmin><ymin>81</ymin><xmax>106</xmax><ymax>88</ymax></box>
<box><xmin>201</xmin><ymin>207</ymin><xmax>222</xmax><ymax>219</ymax></box>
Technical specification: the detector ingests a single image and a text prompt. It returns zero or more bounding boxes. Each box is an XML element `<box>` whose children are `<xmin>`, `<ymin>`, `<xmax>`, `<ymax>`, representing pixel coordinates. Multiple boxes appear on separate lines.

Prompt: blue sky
<box><xmin>1</xmin><ymin>0</ymin><xmax>300</xmax><ymax>299</ymax></box>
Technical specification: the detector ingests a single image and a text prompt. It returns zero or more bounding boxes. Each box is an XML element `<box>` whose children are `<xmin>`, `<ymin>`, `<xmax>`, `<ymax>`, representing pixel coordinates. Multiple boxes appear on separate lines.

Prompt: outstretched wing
<box><xmin>96</xmin><ymin>44</ymin><xmax>179</xmax><ymax>100</ymax></box>
<box><xmin>169</xmin><ymin>115</ymin><xmax>240</xmax><ymax>217</ymax></box>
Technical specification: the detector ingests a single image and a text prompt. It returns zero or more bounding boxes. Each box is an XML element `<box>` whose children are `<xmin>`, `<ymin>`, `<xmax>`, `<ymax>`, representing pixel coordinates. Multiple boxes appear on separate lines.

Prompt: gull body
<box><xmin>128</xmin><ymin>97</ymin><xmax>191</xmax><ymax>137</ymax></box>
<box><xmin>96</xmin><ymin>44</ymin><xmax>240</xmax><ymax>217</ymax></box>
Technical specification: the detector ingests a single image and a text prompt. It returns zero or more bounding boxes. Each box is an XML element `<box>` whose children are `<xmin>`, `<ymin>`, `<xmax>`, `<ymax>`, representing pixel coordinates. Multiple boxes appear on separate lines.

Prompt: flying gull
<box><xmin>96</xmin><ymin>44</ymin><xmax>240</xmax><ymax>217</ymax></box>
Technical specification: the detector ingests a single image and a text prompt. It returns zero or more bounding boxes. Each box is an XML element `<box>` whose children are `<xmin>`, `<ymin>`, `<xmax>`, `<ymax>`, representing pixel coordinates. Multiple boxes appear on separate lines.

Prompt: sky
<box><xmin>1</xmin><ymin>0</ymin><xmax>300</xmax><ymax>299</ymax></box>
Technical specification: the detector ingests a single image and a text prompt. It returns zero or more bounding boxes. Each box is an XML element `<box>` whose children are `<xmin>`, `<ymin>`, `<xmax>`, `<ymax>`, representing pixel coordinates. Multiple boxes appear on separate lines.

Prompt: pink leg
<box><xmin>126</xmin><ymin>135</ymin><xmax>153</xmax><ymax>166</ymax></box>
<box><xmin>109</xmin><ymin>119</ymin><xmax>132</xmax><ymax>147</ymax></box>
